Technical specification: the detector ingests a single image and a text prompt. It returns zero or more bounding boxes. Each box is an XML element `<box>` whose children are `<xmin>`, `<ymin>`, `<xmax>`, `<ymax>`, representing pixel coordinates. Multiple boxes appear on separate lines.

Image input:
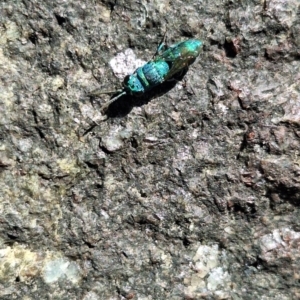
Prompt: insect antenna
<box><xmin>88</xmin><ymin>88</ymin><xmax>127</xmax><ymax>113</ymax></box>
<box><xmin>88</xmin><ymin>88</ymin><xmax>123</xmax><ymax>97</ymax></box>
<box><xmin>99</xmin><ymin>91</ymin><xmax>127</xmax><ymax>113</ymax></box>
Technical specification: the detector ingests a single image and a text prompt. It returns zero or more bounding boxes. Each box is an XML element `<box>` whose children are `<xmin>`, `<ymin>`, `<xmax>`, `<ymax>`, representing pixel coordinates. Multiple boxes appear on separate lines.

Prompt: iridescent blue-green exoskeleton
<box><xmin>97</xmin><ymin>39</ymin><xmax>203</xmax><ymax>112</ymax></box>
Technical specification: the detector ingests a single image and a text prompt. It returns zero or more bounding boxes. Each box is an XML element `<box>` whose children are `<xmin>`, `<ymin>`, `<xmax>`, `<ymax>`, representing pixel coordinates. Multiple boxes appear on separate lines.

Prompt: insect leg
<box><xmin>152</xmin><ymin>31</ymin><xmax>168</xmax><ymax>58</ymax></box>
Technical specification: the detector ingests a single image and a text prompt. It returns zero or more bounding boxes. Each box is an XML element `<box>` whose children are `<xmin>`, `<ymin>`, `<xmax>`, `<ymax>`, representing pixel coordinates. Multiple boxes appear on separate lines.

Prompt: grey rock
<box><xmin>0</xmin><ymin>0</ymin><xmax>299</xmax><ymax>299</ymax></box>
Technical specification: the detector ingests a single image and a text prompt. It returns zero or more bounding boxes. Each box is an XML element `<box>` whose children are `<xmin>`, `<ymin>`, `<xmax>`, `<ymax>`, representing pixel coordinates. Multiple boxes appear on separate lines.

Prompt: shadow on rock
<box><xmin>90</xmin><ymin>70</ymin><xmax>188</xmax><ymax>119</ymax></box>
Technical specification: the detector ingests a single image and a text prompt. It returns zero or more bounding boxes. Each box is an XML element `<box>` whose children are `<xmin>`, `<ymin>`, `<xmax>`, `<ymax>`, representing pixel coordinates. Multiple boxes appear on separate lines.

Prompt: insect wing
<box><xmin>154</xmin><ymin>40</ymin><xmax>202</xmax><ymax>80</ymax></box>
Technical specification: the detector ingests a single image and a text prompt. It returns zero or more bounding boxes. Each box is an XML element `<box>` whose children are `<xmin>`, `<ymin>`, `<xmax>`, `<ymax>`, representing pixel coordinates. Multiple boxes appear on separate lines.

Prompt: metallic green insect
<box><xmin>95</xmin><ymin>38</ymin><xmax>203</xmax><ymax>112</ymax></box>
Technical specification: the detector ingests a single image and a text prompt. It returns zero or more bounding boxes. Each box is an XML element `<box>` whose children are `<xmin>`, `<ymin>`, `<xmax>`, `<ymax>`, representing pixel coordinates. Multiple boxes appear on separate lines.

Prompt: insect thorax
<box><xmin>124</xmin><ymin>61</ymin><xmax>170</xmax><ymax>95</ymax></box>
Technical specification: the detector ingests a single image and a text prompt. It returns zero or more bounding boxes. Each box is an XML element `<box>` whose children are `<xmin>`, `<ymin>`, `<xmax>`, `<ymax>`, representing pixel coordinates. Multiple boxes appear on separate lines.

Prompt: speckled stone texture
<box><xmin>0</xmin><ymin>0</ymin><xmax>299</xmax><ymax>299</ymax></box>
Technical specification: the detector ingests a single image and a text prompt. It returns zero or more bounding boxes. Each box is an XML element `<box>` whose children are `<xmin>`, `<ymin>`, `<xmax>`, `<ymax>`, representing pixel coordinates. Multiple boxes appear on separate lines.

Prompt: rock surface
<box><xmin>0</xmin><ymin>0</ymin><xmax>299</xmax><ymax>299</ymax></box>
